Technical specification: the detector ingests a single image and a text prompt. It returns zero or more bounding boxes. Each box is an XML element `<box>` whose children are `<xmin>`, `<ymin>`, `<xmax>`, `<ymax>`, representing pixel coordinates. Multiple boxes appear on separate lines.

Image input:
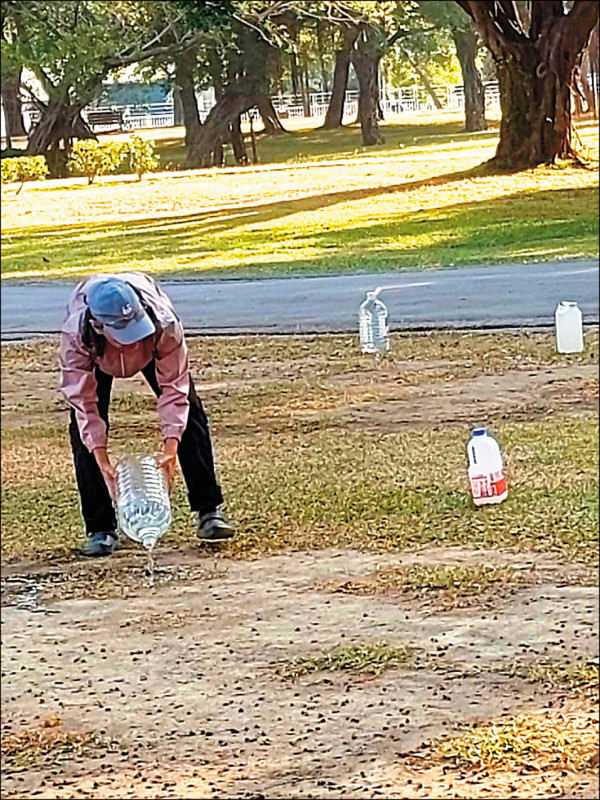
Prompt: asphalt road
<box><xmin>1</xmin><ymin>260</ymin><xmax>598</xmax><ymax>340</ymax></box>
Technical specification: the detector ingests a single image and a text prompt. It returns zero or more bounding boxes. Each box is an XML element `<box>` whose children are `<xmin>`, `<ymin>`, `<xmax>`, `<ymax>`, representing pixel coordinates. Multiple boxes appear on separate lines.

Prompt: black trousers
<box><xmin>69</xmin><ymin>362</ymin><xmax>224</xmax><ymax>534</ymax></box>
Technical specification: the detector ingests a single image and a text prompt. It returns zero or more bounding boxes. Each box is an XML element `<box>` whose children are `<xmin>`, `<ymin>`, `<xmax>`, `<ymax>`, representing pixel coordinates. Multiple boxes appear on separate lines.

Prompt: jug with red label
<box><xmin>467</xmin><ymin>428</ymin><xmax>508</xmax><ymax>506</ymax></box>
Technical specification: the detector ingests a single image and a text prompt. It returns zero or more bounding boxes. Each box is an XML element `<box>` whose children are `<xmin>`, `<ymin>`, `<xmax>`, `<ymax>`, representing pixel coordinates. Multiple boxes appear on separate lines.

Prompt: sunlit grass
<box><xmin>1</xmin><ymin>114</ymin><xmax>597</xmax><ymax>280</ymax></box>
<box><xmin>431</xmin><ymin>707</ymin><xmax>598</xmax><ymax>771</ymax></box>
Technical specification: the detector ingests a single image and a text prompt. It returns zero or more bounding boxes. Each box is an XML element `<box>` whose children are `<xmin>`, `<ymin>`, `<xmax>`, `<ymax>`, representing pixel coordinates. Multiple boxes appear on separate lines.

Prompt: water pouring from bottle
<box><xmin>115</xmin><ymin>454</ymin><xmax>172</xmax><ymax>586</ymax></box>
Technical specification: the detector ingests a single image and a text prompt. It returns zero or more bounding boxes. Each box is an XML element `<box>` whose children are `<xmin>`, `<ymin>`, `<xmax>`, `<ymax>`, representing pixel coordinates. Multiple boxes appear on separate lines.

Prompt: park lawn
<box><xmin>1</xmin><ymin>113</ymin><xmax>598</xmax><ymax>281</ymax></box>
<box><xmin>1</xmin><ymin>330</ymin><xmax>598</xmax><ymax>563</ymax></box>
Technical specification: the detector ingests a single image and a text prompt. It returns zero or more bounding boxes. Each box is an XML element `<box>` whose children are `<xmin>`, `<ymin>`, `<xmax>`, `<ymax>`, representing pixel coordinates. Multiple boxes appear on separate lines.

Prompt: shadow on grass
<box><xmin>153</xmin><ymin>119</ymin><xmax>502</xmax><ymax>169</ymax></box>
<box><xmin>2</xmin><ymin>180</ymin><xmax>597</xmax><ymax>278</ymax></box>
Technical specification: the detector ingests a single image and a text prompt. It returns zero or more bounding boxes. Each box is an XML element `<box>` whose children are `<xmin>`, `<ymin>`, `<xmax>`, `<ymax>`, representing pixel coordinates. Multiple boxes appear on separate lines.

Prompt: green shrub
<box><xmin>68</xmin><ymin>139</ymin><xmax>126</xmax><ymax>184</ymax></box>
<box><xmin>126</xmin><ymin>134</ymin><xmax>158</xmax><ymax>181</ymax></box>
<box><xmin>0</xmin><ymin>160</ymin><xmax>17</xmax><ymax>184</ymax></box>
<box><xmin>1</xmin><ymin>156</ymin><xmax>48</xmax><ymax>194</ymax></box>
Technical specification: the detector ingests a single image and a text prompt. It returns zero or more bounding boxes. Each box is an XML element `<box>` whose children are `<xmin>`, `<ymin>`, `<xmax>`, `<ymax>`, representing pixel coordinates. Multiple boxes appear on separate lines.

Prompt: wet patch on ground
<box><xmin>1</xmin><ymin>548</ymin><xmax>227</xmax><ymax>606</ymax></box>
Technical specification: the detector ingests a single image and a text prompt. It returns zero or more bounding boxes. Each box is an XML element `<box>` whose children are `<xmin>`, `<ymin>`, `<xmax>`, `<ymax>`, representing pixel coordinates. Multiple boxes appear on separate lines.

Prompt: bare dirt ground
<box><xmin>1</xmin><ymin>335</ymin><xmax>599</xmax><ymax>799</ymax></box>
<box><xmin>2</xmin><ymin>547</ymin><xmax>598</xmax><ymax>800</ymax></box>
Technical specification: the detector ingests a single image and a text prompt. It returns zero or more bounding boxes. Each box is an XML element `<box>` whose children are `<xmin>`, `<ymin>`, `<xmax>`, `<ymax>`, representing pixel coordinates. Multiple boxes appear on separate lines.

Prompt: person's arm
<box><xmin>92</xmin><ymin>446</ymin><xmax>117</xmax><ymax>500</ymax></box>
<box><xmin>59</xmin><ymin>332</ymin><xmax>116</xmax><ymax>497</ymax></box>
<box><xmin>153</xmin><ymin>320</ymin><xmax>191</xmax><ymax>488</ymax></box>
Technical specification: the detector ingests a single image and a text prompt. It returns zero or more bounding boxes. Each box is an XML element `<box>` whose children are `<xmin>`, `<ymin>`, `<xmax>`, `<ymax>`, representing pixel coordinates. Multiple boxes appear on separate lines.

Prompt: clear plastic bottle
<box><xmin>467</xmin><ymin>427</ymin><xmax>508</xmax><ymax>506</ymax></box>
<box><xmin>555</xmin><ymin>301</ymin><xmax>584</xmax><ymax>353</ymax></box>
<box><xmin>115</xmin><ymin>454</ymin><xmax>172</xmax><ymax>550</ymax></box>
<box><xmin>358</xmin><ymin>288</ymin><xmax>390</xmax><ymax>353</ymax></box>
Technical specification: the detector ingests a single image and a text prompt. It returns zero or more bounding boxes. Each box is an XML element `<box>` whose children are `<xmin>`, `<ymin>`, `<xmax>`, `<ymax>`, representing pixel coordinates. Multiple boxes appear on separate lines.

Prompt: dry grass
<box><xmin>277</xmin><ymin>641</ymin><xmax>413</xmax><ymax>680</ymax></box>
<box><xmin>1</xmin><ymin>716</ymin><xmax>116</xmax><ymax>774</ymax></box>
<box><xmin>431</xmin><ymin>706</ymin><xmax>598</xmax><ymax>772</ymax></box>
<box><xmin>521</xmin><ymin>662</ymin><xmax>600</xmax><ymax>697</ymax></box>
<box><xmin>325</xmin><ymin>563</ymin><xmax>533</xmax><ymax>610</ymax></box>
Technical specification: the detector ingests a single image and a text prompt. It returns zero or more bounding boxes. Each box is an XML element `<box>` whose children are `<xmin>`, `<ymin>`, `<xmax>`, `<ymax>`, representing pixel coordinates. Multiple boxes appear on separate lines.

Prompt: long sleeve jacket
<box><xmin>60</xmin><ymin>272</ymin><xmax>190</xmax><ymax>452</ymax></box>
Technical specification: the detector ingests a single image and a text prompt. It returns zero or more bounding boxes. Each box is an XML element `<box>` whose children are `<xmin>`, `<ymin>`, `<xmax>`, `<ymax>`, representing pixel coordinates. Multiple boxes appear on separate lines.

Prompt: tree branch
<box><xmin>542</xmin><ymin>0</ymin><xmax>600</xmax><ymax>73</ymax></box>
<box><xmin>564</xmin><ymin>0</ymin><xmax>600</xmax><ymax>42</ymax></box>
<box><xmin>387</xmin><ymin>30</ymin><xmax>403</xmax><ymax>49</ymax></box>
<box><xmin>18</xmin><ymin>81</ymin><xmax>47</xmax><ymax>111</ymax></box>
<box><xmin>106</xmin><ymin>32</ymin><xmax>201</xmax><ymax>69</ymax></box>
<box><xmin>530</xmin><ymin>1</ymin><xmax>564</xmax><ymax>40</ymax></box>
<box><xmin>454</xmin><ymin>0</ymin><xmax>527</xmax><ymax>55</ymax></box>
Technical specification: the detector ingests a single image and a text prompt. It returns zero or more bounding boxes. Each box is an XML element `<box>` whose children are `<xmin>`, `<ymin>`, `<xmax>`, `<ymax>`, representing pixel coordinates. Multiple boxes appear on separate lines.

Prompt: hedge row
<box><xmin>1</xmin><ymin>135</ymin><xmax>158</xmax><ymax>189</ymax></box>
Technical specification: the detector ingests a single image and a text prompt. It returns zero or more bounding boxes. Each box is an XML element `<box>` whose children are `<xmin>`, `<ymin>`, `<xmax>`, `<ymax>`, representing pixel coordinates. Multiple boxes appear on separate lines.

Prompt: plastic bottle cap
<box><xmin>472</xmin><ymin>427</ymin><xmax>487</xmax><ymax>436</ymax></box>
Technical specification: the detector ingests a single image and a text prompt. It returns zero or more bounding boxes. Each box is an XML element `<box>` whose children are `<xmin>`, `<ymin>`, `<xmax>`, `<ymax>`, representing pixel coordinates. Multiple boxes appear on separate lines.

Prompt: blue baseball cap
<box><xmin>86</xmin><ymin>277</ymin><xmax>155</xmax><ymax>345</ymax></box>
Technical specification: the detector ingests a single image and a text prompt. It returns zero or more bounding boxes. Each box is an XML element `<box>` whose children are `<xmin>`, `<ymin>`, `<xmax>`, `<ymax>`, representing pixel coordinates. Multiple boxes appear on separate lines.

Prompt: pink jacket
<box><xmin>60</xmin><ymin>272</ymin><xmax>190</xmax><ymax>452</ymax></box>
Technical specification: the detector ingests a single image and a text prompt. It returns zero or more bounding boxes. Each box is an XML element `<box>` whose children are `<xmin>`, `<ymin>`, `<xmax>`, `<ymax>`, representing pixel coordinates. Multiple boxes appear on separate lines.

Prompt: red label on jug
<box><xmin>470</xmin><ymin>470</ymin><xmax>507</xmax><ymax>499</ymax></box>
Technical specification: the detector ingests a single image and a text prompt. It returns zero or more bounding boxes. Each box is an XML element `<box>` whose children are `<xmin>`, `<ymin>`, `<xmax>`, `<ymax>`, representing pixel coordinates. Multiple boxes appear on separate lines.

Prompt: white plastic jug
<box><xmin>358</xmin><ymin>288</ymin><xmax>390</xmax><ymax>353</ymax></box>
<box><xmin>555</xmin><ymin>301</ymin><xmax>584</xmax><ymax>353</ymax></box>
<box><xmin>467</xmin><ymin>428</ymin><xmax>508</xmax><ymax>506</ymax></box>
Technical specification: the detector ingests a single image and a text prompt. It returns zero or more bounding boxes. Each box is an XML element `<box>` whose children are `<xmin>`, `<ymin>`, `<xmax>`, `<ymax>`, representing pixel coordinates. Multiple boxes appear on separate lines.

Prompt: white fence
<box><xmin>78</xmin><ymin>83</ymin><xmax>502</xmax><ymax>132</ymax></box>
<box><xmin>269</xmin><ymin>83</ymin><xmax>501</xmax><ymax>120</ymax></box>
<box><xmin>14</xmin><ymin>82</ymin><xmax>503</xmax><ymax>136</ymax></box>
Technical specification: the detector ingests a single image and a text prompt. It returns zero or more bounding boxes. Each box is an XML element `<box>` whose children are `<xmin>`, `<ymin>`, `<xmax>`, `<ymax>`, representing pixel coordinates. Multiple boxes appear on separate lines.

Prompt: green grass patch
<box><xmin>277</xmin><ymin>641</ymin><xmax>412</xmax><ymax>680</ymax></box>
<box><xmin>156</xmin><ymin>117</ymin><xmax>505</xmax><ymax>169</ymax></box>
<box><xmin>520</xmin><ymin>661</ymin><xmax>599</xmax><ymax>695</ymax></box>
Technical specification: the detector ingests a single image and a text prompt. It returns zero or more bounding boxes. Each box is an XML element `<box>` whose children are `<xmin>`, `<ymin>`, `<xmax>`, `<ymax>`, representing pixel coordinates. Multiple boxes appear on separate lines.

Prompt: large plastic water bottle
<box><xmin>359</xmin><ymin>288</ymin><xmax>390</xmax><ymax>353</ymax></box>
<box><xmin>116</xmin><ymin>455</ymin><xmax>172</xmax><ymax>550</ymax></box>
<box><xmin>467</xmin><ymin>428</ymin><xmax>508</xmax><ymax>506</ymax></box>
<box><xmin>555</xmin><ymin>301</ymin><xmax>584</xmax><ymax>353</ymax></box>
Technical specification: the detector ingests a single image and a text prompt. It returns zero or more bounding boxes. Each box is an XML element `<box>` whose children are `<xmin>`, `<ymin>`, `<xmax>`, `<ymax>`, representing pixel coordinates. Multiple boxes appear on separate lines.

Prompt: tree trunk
<box><xmin>173</xmin><ymin>87</ymin><xmax>184</xmax><ymax>126</ymax></box>
<box><xmin>186</xmin><ymin>22</ymin><xmax>281</xmax><ymax>168</ymax></box>
<box><xmin>456</xmin><ymin>0</ymin><xmax>599</xmax><ymax>168</ymax></box>
<box><xmin>1</xmin><ymin>72</ymin><xmax>27</xmax><ymax>140</ymax></box>
<box><xmin>229</xmin><ymin>116</ymin><xmax>248</xmax><ymax>165</ymax></box>
<box><xmin>573</xmin><ymin>21</ymin><xmax>598</xmax><ymax>118</ymax></box>
<box><xmin>185</xmin><ymin>91</ymin><xmax>259</xmax><ymax>169</ymax></box>
<box><xmin>174</xmin><ymin>47</ymin><xmax>202</xmax><ymax>149</ymax></box>
<box><xmin>290</xmin><ymin>52</ymin><xmax>300</xmax><ymax>97</ymax></box>
<box><xmin>316</xmin><ymin>19</ymin><xmax>329</xmax><ymax>92</ymax></box>
<box><xmin>351</xmin><ymin>49</ymin><xmax>384</xmax><ymax>145</ymax></box>
<box><xmin>452</xmin><ymin>28</ymin><xmax>487</xmax><ymax>131</ymax></box>
<box><xmin>402</xmin><ymin>50</ymin><xmax>444</xmax><ymax>110</ymax></box>
<box><xmin>27</xmin><ymin>102</ymin><xmax>96</xmax><ymax>177</ymax></box>
<box><xmin>494</xmin><ymin>56</ymin><xmax>575</xmax><ymax>167</ymax></box>
<box><xmin>256</xmin><ymin>95</ymin><xmax>286</xmax><ymax>134</ymax></box>
<box><xmin>300</xmin><ymin>64</ymin><xmax>311</xmax><ymax>117</ymax></box>
<box><xmin>208</xmin><ymin>46</ymin><xmax>225</xmax><ymax>100</ymax></box>
<box><xmin>322</xmin><ymin>26</ymin><xmax>359</xmax><ymax>129</ymax></box>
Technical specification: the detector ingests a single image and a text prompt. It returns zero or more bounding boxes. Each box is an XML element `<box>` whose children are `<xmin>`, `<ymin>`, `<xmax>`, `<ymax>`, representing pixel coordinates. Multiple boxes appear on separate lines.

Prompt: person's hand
<box><xmin>93</xmin><ymin>446</ymin><xmax>117</xmax><ymax>501</ymax></box>
<box><xmin>157</xmin><ymin>438</ymin><xmax>178</xmax><ymax>492</ymax></box>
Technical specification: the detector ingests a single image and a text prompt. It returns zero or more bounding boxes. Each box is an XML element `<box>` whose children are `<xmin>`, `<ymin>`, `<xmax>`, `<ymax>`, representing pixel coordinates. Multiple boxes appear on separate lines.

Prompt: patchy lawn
<box><xmin>1</xmin><ymin>329</ymin><xmax>598</xmax><ymax>563</ymax></box>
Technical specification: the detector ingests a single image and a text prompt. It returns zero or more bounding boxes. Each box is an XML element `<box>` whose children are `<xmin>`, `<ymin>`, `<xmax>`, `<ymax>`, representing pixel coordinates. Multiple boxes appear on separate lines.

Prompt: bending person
<box><xmin>60</xmin><ymin>271</ymin><xmax>235</xmax><ymax>557</ymax></box>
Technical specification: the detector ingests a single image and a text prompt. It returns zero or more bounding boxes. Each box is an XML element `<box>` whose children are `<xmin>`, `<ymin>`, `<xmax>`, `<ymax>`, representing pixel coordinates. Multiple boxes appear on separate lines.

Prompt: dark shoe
<box><xmin>81</xmin><ymin>531</ymin><xmax>118</xmax><ymax>558</ymax></box>
<box><xmin>197</xmin><ymin>509</ymin><xmax>236</xmax><ymax>542</ymax></box>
